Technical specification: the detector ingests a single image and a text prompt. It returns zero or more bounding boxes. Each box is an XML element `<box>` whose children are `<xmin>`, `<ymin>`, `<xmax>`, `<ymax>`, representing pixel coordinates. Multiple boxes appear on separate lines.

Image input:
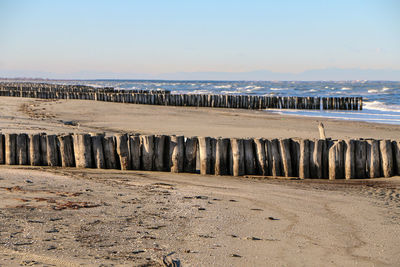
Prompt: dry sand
<box><xmin>1</xmin><ymin>97</ymin><xmax>400</xmax><ymax>139</ymax></box>
<box><xmin>0</xmin><ymin>96</ymin><xmax>400</xmax><ymax>266</ymax></box>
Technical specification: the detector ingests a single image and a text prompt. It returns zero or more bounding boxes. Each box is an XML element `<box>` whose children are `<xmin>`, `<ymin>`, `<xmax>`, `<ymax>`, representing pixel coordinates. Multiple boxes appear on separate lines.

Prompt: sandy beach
<box><xmin>1</xmin><ymin>96</ymin><xmax>400</xmax><ymax>266</ymax></box>
<box><xmin>1</xmin><ymin>97</ymin><xmax>400</xmax><ymax>139</ymax></box>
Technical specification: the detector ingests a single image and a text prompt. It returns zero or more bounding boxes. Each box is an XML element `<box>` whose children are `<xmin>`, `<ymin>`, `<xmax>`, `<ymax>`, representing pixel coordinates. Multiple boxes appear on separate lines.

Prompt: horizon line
<box><xmin>1</xmin><ymin>77</ymin><xmax>400</xmax><ymax>82</ymax></box>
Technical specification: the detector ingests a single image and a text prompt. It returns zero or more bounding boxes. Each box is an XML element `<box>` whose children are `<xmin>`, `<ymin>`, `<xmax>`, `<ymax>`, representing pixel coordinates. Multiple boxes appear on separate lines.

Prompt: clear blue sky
<box><xmin>0</xmin><ymin>0</ymin><xmax>399</xmax><ymax>79</ymax></box>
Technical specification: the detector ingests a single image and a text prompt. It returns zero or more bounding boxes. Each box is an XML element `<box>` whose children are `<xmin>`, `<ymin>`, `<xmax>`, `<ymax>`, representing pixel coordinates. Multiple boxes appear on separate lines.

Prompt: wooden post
<box><xmin>140</xmin><ymin>135</ymin><xmax>154</xmax><ymax>171</ymax></box>
<box><xmin>102</xmin><ymin>136</ymin><xmax>118</xmax><ymax>169</ymax></box>
<box><xmin>310</xmin><ymin>139</ymin><xmax>324</xmax><ymax>179</ymax></box>
<box><xmin>184</xmin><ymin>137</ymin><xmax>198</xmax><ymax>173</ymax></box>
<box><xmin>380</xmin><ymin>140</ymin><xmax>394</xmax><ymax>177</ymax></box>
<box><xmin>46</xmin><ymin>134</ymin><xmax>59</xmax><ymax>167</ymax></box>
<box><xmin>269</xmin><ymin>139</ymin><xmax>282</xmax><ymax>177</ymax></box>
<box><xmin>154</xmin><ymin>135</ymin><xmax>166</xmax><ymax>171</ymax></box>
<box><xmin>329</xmin><ymin>141</ymin><xmax>344</xmax><ymax>180</ymax></box>
<box><xmin>58</xmin><ymin>134</ymin><xmax>75</xmax><ymax>167</ymax></box>
<box><xmin>254</xmin><ymin>138</ymin><xmax>267</xmax><ymax>176</ymax></box>
<box><xmin>318</xmin><ymin>122</ymin><xmax>326</xmax><ymax>139</ymax></box>
<box><xmin>0</xmin><ymin>133</ymin><xmax>4</xmax><ymax>164</ymax></box>
<box><xmin>29</xmin><ymin>134</ymin><xmax>41</xmax><ymax>166</ymax></box>
<box><xmin>392</xmin><ymin>141</ymin><xmax>400</xmax><ymax>175</ymax></box>
<box><xmin>290</xmin><ymin>139</ymin><xmax>300</xmax><ymax>177</ymax></box>
<box><xmin>344</xmin><ymin>139</ymin><xmax>355</xmax><ymax>179</ymax></box>
<box><xmin>243</xmin><ymin>139</ymin><xmax>256</xmax><ymax>175</ymax></box>
<box><xmin>230</xmin><ymin>138</ymin><xmax>245</xmax><ymax>176</ymax></box>
<box><xmin>115</xmin><ymin>134</ymin><xmax>131</xmax><ymax>170</ymax></box>
<box><xmin>128</xmin><ymin>135</ymin><xmax>141</xmax><ymax>170</ymax></box>
<box><xmin>366</xmin><ymin>140</ymin><xmax>380</xmax><ymax>178</ymax></box>
<box><xmin>40</xmin><ymin>133</ymin><xmax>48</xmax><ymax>166</ymax></box>
<box><xmin>91</xmin><ymin>134</ymin><xmax>106</xmax><ymax>169</ymax></box>
<box><xmin>199</xmin><ymin>137</ymin><xmax>213</xmax><ymax>175</ymax></box>
<box><xmin>355</xmin><ymin>140</ymin><xmax>367</xmax><ymax>179</ymax></box>
<box><xmin>215</xmin><ymin>138</ymin><xmax>230</xmax><ymax>175</ymax></box>
<box><xmin>279</xmin><ymin>139</ymin><xmax>292</xmax><ymax>177</ymax></box>
<box><xmin>73</xmin><ymin>134</ymin><xmax>93</xmax><ymax>168</ymax></box>
<box><xmin>299</xmin><ymin>139</ymin><xmax>310</xmax><ymax>179</ymax></box>
<box><xmin>169</xmin><ymin>135</ymin><xmax>184</xmax><ymax>173</ymax></box>
<box><xmin>16</xmin><ymin>133</ymin><xmax>29</xmax><ymax>165</ymax></box>
<box><xmin>5</xmin><ymin>133</ymin><xmax>17</xmax><ymax>165</ymax></box>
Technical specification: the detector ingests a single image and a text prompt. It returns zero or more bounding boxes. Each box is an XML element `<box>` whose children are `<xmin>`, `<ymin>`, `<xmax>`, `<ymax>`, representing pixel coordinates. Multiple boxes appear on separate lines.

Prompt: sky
<box><xmin>0</xmin><ymin>0</ymin><xmax>399</xmax><ymax>80</ymax></box>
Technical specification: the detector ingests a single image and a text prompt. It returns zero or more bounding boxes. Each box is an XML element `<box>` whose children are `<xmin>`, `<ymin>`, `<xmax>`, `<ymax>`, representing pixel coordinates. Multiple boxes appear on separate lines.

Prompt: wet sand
<box><xmin>0</xmin><ymin>96</ymin><xmax>400</xmax><ymax>266</ymax></box>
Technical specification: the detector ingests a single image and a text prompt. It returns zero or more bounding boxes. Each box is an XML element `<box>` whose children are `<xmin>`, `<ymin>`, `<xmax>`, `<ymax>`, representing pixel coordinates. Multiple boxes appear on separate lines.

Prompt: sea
<box><xmin>17</xmin><ymin>80</ymin><xmax>400</xmax><ymax>125</ymax></box>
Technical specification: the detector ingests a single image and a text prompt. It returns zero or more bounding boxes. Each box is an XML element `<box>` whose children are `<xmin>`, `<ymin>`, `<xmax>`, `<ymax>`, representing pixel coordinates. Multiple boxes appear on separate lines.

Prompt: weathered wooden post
<box><xmin>91</xmin><ymin>134</ymin><xmax>106</xmax><ymax>169</ymax></box>
<box><xmin>0</xmin><ymin>133</ymin><xmax>4</xmax><ymax>164</ymax></box>
<box><xmin>169</xmin><ymin>135</ymin><xmax>184</xmax><ymax>173</ymax></box>
<box><xmin>5</xmin><ymin>133</ymin><xmax>17</xmax><ymax>165</ymax></box>
<box><xmin>354</xmin><ymin>140</ymin><xmax>367</xmax><ymax>178</ymax></box>
<box><xmin>269</xmin><ymin>139</ymin><xmax>282</xmax><ymax>177</ymax></box>
<box><xmin>16</xmin><ymin>133</ymin><xmax>29</xmax><ymax>165</ymax></box>
<box><xmin>115</xmin><ymin>134</ymin><xmax>131</xmax><ymax>170</ymax></box>
<box><xmin>58</xmin><ymin>134</ymin><xmax>75</xmax><ymax>167</ymax></box>
<box><xmin>318</xmin><ymin>122</ymin><xmax>326</xmax><ymax>139</ymax></box>
<box><xmin>329</xmin><ymin>140</ymin><xmax>344</xmax><ymax>180</ymax></box>
<box><xmin>230</xmin><ymin>138</ymin><xmax>244</xmax><ymax>176</ymax></box>
<box><xmin>140</xmin><ymin>135</ymin><xmax>154</xmax><ymax>171</ymax></box>
<box><xmin>380</xmin><ymin>140</ymin><xmax>394</xmax><ymax>177</ymax></box>
<box><xmin>46</xmin><ymin>134</ymin><xmax>59</xmax><ymax>166</ymax></box>
<box><xmin>29</xmin><ymin>134</ymin><xmax>41</xmax><ymax>166</ymax></box>
<box><xmin>279</xmin><ymin>138</ymin><xmax>292</xmax><ymax>177</ymax></box>
<box><xmin>199</xmin><ymin>137</ymin><xmax>213</xmax><ymax>175</ymax></box>
<box><xmin>243</xmin><ymin>139</ymin><xmax>256</xmax><ymax>175</ymax></box>
<box><xmin>309</xmin><ymin>139</ymin><xmax>324</xmax><ymax>178</ymax></box>
<box><xmin>366</xmin><ymin>140</ymin><xmax>380</xmax><ymax>178</ymax></box>
<box><xmin>215</xmin><ymin>138</ymin><xmax>230</xmax><ymax>175</ymax></box>
<box><xmin>129</xmin><ymin>135</ymin><xmax>141</xmax><ymax>170</ymax></box>
<box><xmin>40</xmin><ymin>133</ymin><xmax>48</xmax><ymax>166</ymax></box>
<box><xmin>344</xmin><ymin>139</ymin><xmax>355</xmax><ymax>179</ymax></box>
<box><xmin>392</xmin><ymin>140</ymin><xmax>400</xmax><ymax>175</ymax></box>
<box><xmin>102</xmin><ymin>136</ymin><xmax>118</xmax><ymax>169</ymax></box>
<box><xmin>73</xmin><ymin>134</ymin><xmax>93</xmax><ymax>168</ymax></box>
<box><xmin>154</xmin><ymin>135</ymin><xmax>166</xmax><ymax>171</ymax></box>
<box><xmin>254</xmin><ymin>138</ymin><xmax>268</xmax><ymax>176</ymax></box>
<box><xmin>184</xmin><ymin>137</ymin><xmax>198</xmax><ymax>173</ymax></box>
<box><xmin>299</xmin><ymin>139</ymin><xmax>310</xmax><ymax>179</ymax></box>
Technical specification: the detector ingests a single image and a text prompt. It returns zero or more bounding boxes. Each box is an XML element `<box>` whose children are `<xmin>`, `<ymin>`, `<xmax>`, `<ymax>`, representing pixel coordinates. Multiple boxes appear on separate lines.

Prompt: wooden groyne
<box><xmin>0</xmin><ymin>82</ymin><xmax>362</xmax><ymax>110</ymax></box>
<box><xmin>0</xmin><ymin>82</ymin><xmax>170</xmax><ymax>94</ymax></box>
<box><xmin>1</xmin><ymin>132</ymin><xmax>397</xmax><ymax>179</ymax></box>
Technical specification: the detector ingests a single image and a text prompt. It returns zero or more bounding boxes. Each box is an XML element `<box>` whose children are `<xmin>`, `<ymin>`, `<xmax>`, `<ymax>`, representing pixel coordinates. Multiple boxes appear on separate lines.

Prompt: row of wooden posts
<box><xmin>0</xmin><ymin>88</ymin><xmax>362</xmax><ymax>110</ymax></box>
<box><xmin>0</xmin><ymin>84</ymin><xmax>170</xmax><ymax>94</ymax></box>
<box><xmin>0</xmin><ymin>132</ymin><xmax>398</xmax><ymax>179</ymax></box>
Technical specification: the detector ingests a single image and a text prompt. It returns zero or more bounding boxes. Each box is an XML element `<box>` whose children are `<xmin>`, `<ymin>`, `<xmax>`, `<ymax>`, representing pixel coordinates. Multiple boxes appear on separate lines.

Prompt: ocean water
<box><xmin>55</xmin><ymin>80</ymin><xmax>400</xmax><ymax>125</ymax></box>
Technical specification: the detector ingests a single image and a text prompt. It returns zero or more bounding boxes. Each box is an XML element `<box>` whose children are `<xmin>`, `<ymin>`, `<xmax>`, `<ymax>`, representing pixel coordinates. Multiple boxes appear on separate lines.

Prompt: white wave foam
<box><xmin>368</xmin><ymin>89</ymin><xmax>379</xmax><ymax>93</ymax></box>
<box><xmin>270</xmin><ymin>88</ymin><xmax>287</xmax><ymax>91</ymax></box>
<box><xmin>213</xmin><ymin>85</ymin><xmax>232</xmax><ymax>89</ymax></box>
<box><xmin>341</xmin><ymin>87</ymin><xmax>351</xmax><ymax>90</ymax></box>
<box><xmin>220</xmin><ymin>90</ymin><xmax>245</xmax><ymax>94</ymax></box>
<box><xmin>86</xmin><ymin>83</ymin><xmax>103</xmax><ymax>88</ymax></box>
<box><xmin>191</xmin><ymin>89</ymin><xmax>213</xmax><ymax>94</ymax></box>
<box><xmin>382</xmin><ymin>87</ymin><xmax>392</xmax><ymax>92</ymax></box>
<box><xmin>363</xmin><ymin>101</ymin><xmax>400</xmax><ymax>113</ymax></box>
<box><xmin>245</xmin><ymin>86</ymin><xmax>263</xmax><ymax>89</ymax></box>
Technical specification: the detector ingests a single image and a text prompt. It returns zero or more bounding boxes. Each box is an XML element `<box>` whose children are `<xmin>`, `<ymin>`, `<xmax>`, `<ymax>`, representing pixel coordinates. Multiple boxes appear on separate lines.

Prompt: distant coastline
<box><xmin>1</xmin><ymin>67</ymin><xmax>400</xmax><ymax>81</ymax></box>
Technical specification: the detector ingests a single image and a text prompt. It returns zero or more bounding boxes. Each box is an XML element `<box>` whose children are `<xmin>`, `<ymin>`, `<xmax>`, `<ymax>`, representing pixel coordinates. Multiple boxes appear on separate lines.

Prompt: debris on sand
<box><xmin>163</xmin><ymin>252</ymin><xmax>181</xmax><ymax>267</ymax></box>
<box><xmin>52</xmin><ymin>201</ymin><xmax>100</xmax><ymax>210</ymax></box>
